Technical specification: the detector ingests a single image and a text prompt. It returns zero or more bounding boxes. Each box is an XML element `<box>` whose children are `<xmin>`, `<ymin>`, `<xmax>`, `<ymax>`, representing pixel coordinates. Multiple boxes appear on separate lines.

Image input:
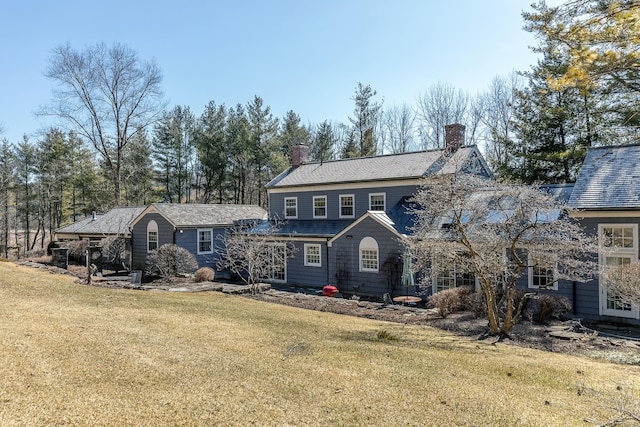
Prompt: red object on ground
<box><xmin>322</xmin><ymin>285</ymin><xmax>339</xmax><ymax>297</ymax></box>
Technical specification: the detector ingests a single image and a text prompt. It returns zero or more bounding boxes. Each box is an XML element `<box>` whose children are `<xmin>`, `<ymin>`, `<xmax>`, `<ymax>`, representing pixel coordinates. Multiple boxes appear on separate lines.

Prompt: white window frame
<box><xmin>432</xmin><ymin>255</ymin><xmax>478</xmax><ymax>294</ymax></box>
<box><xmin>197</xmin><ymin>228</ymin><xmax>213</xmax><ymax>254</ymax></box>
<box><xmin>147</xmin><ymin>220</ymin><xmax>158</xmax><ymax>253</ymax></box>
<box><xmin>339</xmin><ymin>194</ymin><xmax>355</xmax><ymax>218</ymax></box>
<box><xmin>599</xmin><ymin>224</ymin><xmax>639</xmax><ymax>318</ymax></box>
<box><xmin>369</xmin><ymin>192</ymin><xmax>386</xmax><ymax>211</ymax></box>
<box><xmin>284</xmin><ymin>197</ymin><xmax>298</xmax><ymax>219</ymax></box>
<box><xmin>527</xmin><ymin>254</ymin><xmax>558</xmax><ymax>291</ymax></box>
<box><xmin>304</xmin><ymin>243</ymin><xmax>322</xmax><ymax>267</ymax></box>
<box><xmin>263</xmin><ymin>243</ymin><xmax>287</xmax><ymax>283</ymax></box>
<box><xmin>359</xmin><ymin>236</ymin><xmax>379</xmax><ymax>272</ymax></box>
<box><xmin>313</xmin><ymin>196</ymin><xmax>327</xmax><ymax>219</ymax></box>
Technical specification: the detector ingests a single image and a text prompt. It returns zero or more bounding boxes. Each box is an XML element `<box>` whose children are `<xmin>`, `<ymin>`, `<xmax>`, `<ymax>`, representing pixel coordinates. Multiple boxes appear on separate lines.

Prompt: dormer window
<box><xmin>284</xmin><ymin>197</ymin><xmax>297</xmax><ymax>219</ymax></box>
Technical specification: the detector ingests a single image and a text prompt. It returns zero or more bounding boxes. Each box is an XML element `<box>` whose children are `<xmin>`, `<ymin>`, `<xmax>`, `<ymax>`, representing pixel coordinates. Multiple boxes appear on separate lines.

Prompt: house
<box><xmin>568</xmin><ymin>144</ymin><xmax>640</xmax><ymax>325</ymax></box>
<box><xmin>248</xmin><ymin>124</ymin><xmax>492</xmax><ymax>297</ymax></box>
<box><xmin>55</xmin><ymin>206</ymin><xmax>146</xmax><ymax>243</ymax></box>
<box><xmin>129</xmin><ymin>203</ymin><xmax>268</xmax><ymax>271</ymax></box>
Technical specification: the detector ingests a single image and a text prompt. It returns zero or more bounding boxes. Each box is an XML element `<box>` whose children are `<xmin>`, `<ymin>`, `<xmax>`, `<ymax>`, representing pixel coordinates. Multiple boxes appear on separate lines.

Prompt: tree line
<box><xmin>0</xmin><ymin>0</ymin><xmax>638</xmax><ymax>258</ymax></box>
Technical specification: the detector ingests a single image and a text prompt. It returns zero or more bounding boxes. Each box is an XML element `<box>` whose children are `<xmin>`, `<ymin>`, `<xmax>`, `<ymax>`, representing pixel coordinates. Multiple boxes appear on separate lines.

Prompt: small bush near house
<box><xmin>65</xmin><ymin>240</ymin><xmax>88</xmax><ymax>261</ymax></box>
<box><xmin>528</xmin><ymin>294</ymin><xmax>572</xmax><ymax>324</ymax></box>
<box><xmin>428</xmin><ymin>286</ymin><xmax>474</xmax><ymax>318</ymax></box>
<box><xmin>146</xmin><ymin>244</ymin><xmax>198</xmax><ymax>279</ymax></box>
<box><xmin>194</xmin><ymin>267</ymin><xmax>215</xmax><ymax>282</ymax></box>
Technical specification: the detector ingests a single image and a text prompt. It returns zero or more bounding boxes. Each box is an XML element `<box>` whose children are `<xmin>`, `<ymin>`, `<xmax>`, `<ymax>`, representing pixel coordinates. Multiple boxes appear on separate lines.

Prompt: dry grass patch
<box><xmin>0</xmin><ymin>262</ymin><xmax>639</xmax><ymax>426</ymax></box>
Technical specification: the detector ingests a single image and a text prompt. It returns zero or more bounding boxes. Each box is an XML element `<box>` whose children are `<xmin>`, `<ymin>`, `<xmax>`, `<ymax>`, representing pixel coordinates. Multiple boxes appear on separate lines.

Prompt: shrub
<box><xmin>47</xmin><ymin>240</ymin><xmax>60</xmax><ymax>256</ymax></box>
<box><xmin>194</xmin><ymin>267</ymin><xmax>215</xmax><ymax>282</ymax></box>
<box><xmin>427</xmin><ymin>286</ymin><xmax>474</xmax><ymax>318</ymax></box>
<box><xmin>64</xmin><ymin>240</ymin><xmax>88</xmax><ymax>261</ymax></box>
<box><xmin>529</xmin><ymin>294</ymin><xmax>572</xmax><ymax>323</ymax></box>
<box><xmin>145</xmin><ymin>244</ymin><xmax>198</xmax><ymax>279</ymax></box>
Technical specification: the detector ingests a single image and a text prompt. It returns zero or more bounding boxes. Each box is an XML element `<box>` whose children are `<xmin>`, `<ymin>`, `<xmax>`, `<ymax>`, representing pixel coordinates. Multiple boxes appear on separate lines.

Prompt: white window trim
<box><xmin>147</xmin><ymin>220</ymin><xmax>158</xmax><ymax>253</ymax></box>
<box><xmin>284</xmin><ymin>197</ymin><xmax>298</xmax><ymax>219</ymax></box>
<box><xmin>304</xmin><ymin>243</ymin><xmax>322</xmax><ymax>267</ymax></box>
<box><xmin>431</xmin><ymin>256</ymin><xmax>480</xmax><ymax>294</ymax></box>
<box><xmin>313</xmin><ymin>196</ymin><xmax>327</xmax><ymax>219</ymax></box>
<box><xmin>359</xmin><ymin>236</ymin><xmax>379</xmax><ymax>272</ymax></box>
<box><xmin>197</xmin><ymin>228</ymin><xmax>213</xmax><ymax>255</ymax></box>
<box><xmin>527</xmin><ymin>254</ymin><xmax>558</xmax><ymax>291</ymax></box>
<box><xmin>339</xmin><ymin>194</ymin><xmax>355</xmax><ymax>218</ymax></box>
<box><xmin>369</xmin><ymin>192</ymin><xmax>386</xmax><ymax>211</ymax></box>
<box><xmin>264</xmin><ymin>242</ymin><xmax>287</xmax><ymax>283</ymax></box>
<box><xmin>598</xmin><ymin>224</ymin><xmax>639</xmax><ymax>318</ymax></box>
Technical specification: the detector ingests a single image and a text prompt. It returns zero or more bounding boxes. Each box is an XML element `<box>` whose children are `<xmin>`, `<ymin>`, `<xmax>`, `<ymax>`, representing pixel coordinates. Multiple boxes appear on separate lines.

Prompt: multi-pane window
<box><xmin>599</xmin><ymin>224</ymin><xmax>638</xmax><ymax>318</ymax></box>
<box><xmin>261</xmin><ymin>243</ymin><xmax>287</xmax><ymax>282</ymax></box>
<box><xmin>602</xmin><ymin>226</ymin><xmax>634</xmax><ymax>249</ymax></box>
<box><xmin>528</xmin><ymin>255</ymin><xmax>556</xmax><ymax>290</ymax></box>
<box><xmin>369</xmin><ymin>193</ymin><xmax>385</xmax><ymax>211</ymax></box>
<box><xmin>313</xmin><ymin>196</ymin><xmax>327</xmax><ymax>218</ymax></box>
<box><xmin>304</xmin><ymin>244</ymin><xmax>321</xmax><ymax>267</ymax></box>
<box><xmin>198</xmin><ymin>229</ymin><xmax>213</xmax><ymax>254</ymax></box>
<box><xmin>433</xmin><ymin>255</ymin><xmax>476</xmax><ymax>293</ymax></box>
<box><xmin>359</xmin><ymin>236</ymin><xmax>379</xmax><ymax>272</ymax></box>
<box><xmin>284</xmin><ymin>197</ymin><xmax>297</xmax><ymax>219</ymax></box>
<box><xmin>147</xmin><ymin>220</ymin><xmax>158</xmax><ymax>252</ymax></box>
<box><xmin>340</xmin><ymin>194</ymin><xmax>354</xmax><ymax>218</ymax></box>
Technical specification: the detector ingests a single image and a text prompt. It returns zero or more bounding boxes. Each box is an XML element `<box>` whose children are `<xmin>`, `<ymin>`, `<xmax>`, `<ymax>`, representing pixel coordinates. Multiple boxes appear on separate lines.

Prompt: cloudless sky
<box><xmin>0</xmin><ymin>1</ymin><xmax>558</xmax><ymax>144</ymax></box>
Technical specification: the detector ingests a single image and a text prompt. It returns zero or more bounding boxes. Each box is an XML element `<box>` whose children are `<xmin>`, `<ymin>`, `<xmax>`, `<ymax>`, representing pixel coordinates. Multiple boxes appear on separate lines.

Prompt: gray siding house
<box><xmin>567</xmin><ymin>144</ymin><xmax>640</xmax><ymax>325</ymax></box>
<box><xmin>251</xmin><ymin>123</ymin><xmax>492</xmax><ymax>297</ymax></box>
<box><xmin>129</xmin><ymin>204</ymin><xmax>267</xmax><ymax>270</ymax></box>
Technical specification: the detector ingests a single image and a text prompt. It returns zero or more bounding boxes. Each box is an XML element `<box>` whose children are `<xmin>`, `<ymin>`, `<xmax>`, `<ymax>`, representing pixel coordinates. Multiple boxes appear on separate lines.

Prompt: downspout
<box><xmin>326</xmin><ymin>238</ymin><xmax>331</xmax><ymax>287</ymax></box>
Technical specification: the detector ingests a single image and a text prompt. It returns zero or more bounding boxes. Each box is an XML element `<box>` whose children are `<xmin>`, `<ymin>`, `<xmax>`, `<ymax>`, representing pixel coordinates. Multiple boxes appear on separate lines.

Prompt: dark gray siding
<box><xmin>268</xmin><ymin>184</ymin><xmax>419</xmax><ymax>220</ymax></box>
<box><xmin>285</xmin><ymin>241</ymin><xmax>330</xmax><ymax>287</ymax></box>
<box><xmin>131</xmin><ymin>213</ymin><xmax>175</xmax><ymax>269</ymax></box>
<box><xmin>328</xmin><ymin>217</ymin><xmax>404</xmax><ymax>297</ymax></box>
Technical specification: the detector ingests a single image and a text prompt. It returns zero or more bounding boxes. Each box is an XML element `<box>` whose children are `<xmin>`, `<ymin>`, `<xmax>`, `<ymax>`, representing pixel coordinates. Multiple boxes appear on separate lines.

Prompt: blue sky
<box><xmin>0</xmin><ymin>1</ymin><xmax>556</xmax><ymax>143</ymax></box>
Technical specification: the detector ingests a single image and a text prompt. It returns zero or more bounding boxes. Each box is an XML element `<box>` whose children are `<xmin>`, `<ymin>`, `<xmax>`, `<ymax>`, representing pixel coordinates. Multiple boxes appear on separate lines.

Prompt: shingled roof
<box><xmin>569</xmin><ymin>144</ymin><xmax>640</xmax><ymax>210</ymax></box>
<box><xmin>135</xmin><ymin>204</ymin><xmax>268</xmax><ymax>228</ymax></box>
<box><xmin>55</xmin><ymin>206</ymin><xmax>146</xmax><ymax>238</ymax></box>
<box><xmin>266</xmin><ymin>146</ymin><xmax>489</xmax><ymax>188</ymax></box>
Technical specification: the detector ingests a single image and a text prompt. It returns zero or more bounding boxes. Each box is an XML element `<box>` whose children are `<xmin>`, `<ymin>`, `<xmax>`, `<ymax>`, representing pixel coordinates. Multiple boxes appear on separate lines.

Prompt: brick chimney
<box><xmin>444</xmin><ymin>124</ymin><xmax>465</xmax><ymax>152</ymax></box>
<box><xmin>290</xmin><ymin>144</ymin><xmax>310</xmax><ymax>167</ymax></box>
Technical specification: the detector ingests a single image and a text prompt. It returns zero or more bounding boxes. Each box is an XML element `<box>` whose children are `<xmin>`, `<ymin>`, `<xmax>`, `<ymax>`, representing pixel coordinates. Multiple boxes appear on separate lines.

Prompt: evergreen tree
<box><xmin>195</xmin><ymin>101</ymin><xmax>229</xmax><ymax>203</ymax></box>
<box><xmin>246</xmin><ymin>96</ymin><xmax>279</xmax><ymax>207</ymax></box>
<box><xmin>13</xmin><ymin>136</ymin><xmax>38</xmax><ymax>255</ymax></box>
<box><xmin>312</xmin><ymin>120</ymin><xmax>337</xmax><ymax>162</ymax></box>
<box><xmin>346</xmin><ymin>83</ymin><xmax>382</xmax><ymax>158</ymax></box>
<box><xmin>121</xmin><ymin>129</ymin><xmax>155</xmax><ymax>206</ymax></box>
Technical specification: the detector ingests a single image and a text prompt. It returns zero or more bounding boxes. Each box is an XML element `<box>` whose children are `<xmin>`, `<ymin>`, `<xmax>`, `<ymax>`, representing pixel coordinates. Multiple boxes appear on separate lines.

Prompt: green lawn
<box><xmin>0</xmin><ymin>261</ymin><xmax>638</xmax><ymax>426</ymax></box>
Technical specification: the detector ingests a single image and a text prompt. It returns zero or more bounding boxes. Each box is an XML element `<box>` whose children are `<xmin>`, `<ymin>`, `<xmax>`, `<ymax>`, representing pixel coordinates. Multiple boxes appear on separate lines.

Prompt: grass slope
<box><xmin>0</xmin><ymin>261</ymin><xmax>638</xmax><ymax>426</ymax></box>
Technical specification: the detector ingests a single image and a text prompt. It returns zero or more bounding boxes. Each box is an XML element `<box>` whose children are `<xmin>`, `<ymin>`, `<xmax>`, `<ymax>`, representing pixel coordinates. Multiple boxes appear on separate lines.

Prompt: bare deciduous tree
<box><xmin>380</xmin><ymin>103</ymin><xmax>416</xmax><ymax>154</ymax></box>
<box><xmin>41</xmin><ymin>42</ymin><xmax>164</xmax><ymax>206</ymax></box>
<box><xmin>410</xmin><ymin>173</ymin><xmax>597</xmax><ymax>338</ymax></box>
<box><xmin>216</xmin><ymin>222</ymin><xmax>296</xmax><ymax>294</ymax></box>
<box><xmin>602</xmin><ymin>260</ymin><xmax>640</xmax><ymax>309</ymax></box>
<box><xmin>415</xmin><ymin>82</ymin><xmax>469</xmax><ymax>149</ymax></box>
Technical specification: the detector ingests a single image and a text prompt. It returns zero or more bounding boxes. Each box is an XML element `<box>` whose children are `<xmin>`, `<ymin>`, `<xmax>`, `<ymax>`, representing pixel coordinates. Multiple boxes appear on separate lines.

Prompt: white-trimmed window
<box><xmin>433</xmin><ymin>256</ymin><xmax>476</xmax><ymax>293</ymax></box>
<box><xmin>340</xmin><ymin>194</ymin><xmax>355</xmax><ymax>218</ymax></box>
<box><xmin>304</xmin><ymin>244</ymin><xmax>322</xmax><ymax>267</ymax></box>
<box><xmin>284</xmin><ymin>197</ymin><xmax>297</xmax><ymax>219</ymax></box>
<box><xmin>528</xmin><ymin>254</ymin><xmax>557</xmax><ymax>290</ymax></box>
<box><xmin>263</xmin><ymin>243</ymin><xmax>287</xmax><ymax>282</ymax></box>
<box><xmin>198</xmin><ymin>229</ymin><xmax>213</xmax><ymax>254</ymax></box>
<box><xmin>599</xmin><ymin>224</ymin><xmax>639</xmax><ymax>318</ymax></box>
<box><xmin>369</xmin><ymin>193</ymin><xmax>386</xmax><ymax>211</ymax></box>
<box><xmin>147</xmin><ymin>220</ymin><xmax>158</xmax><ymax>252</ymax></box>
<box><xmin>313</xmin><ymin>196</ymin><xmax>327</xmax><ymax>219</ymax></box>
<box><xmin>359</xmin><ymin>236</ymin><xmax>379</xmax><ymax>272</ymax></box>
